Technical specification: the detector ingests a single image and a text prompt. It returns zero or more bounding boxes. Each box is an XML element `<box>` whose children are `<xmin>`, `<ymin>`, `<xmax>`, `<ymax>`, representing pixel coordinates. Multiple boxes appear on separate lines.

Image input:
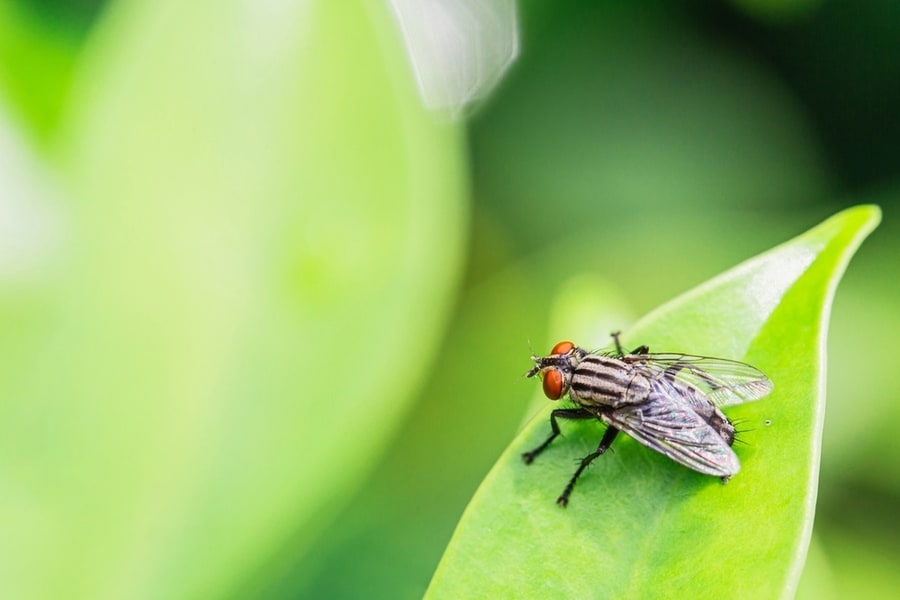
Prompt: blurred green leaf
<box><xmin>0</xmin><ymin>1</ymin><xmax>467</xmax><ymax>599</ymax></box>
<box><xmin>795</xmin><ymin>535</ymin><xmax>837</xmax><ymax>600</ymax></box>
<box><xmin>0</xmin><ymin>0</ymin><xmax>86</xmax><ymax>144</ymax></box>
<box><xmin>813</xmin><ymin>526</ymin><xmax>900</xmax><ymax>597</ymax></box>
<box><xmin>426</xmin><ymin>206</ymin><xmax>879</xmax><ymax>599</ymax></box>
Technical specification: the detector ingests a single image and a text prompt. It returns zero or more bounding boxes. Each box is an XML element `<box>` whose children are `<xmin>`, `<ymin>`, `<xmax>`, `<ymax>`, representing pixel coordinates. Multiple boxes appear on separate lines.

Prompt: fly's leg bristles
<box><xmin>557</xmin><ymin>426</ymin><xmax>620</xmax><ymax>507</ymax></box>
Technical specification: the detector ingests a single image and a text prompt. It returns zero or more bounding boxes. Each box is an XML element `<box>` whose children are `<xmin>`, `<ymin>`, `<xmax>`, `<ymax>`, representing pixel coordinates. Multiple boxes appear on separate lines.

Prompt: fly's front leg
<box><xmin>522</xmin><ymin>408</ymin><xmax>593</xmax><ymax>464</ymax></box>
<box><xmin>557</xmin><ymin>426</ymin><xmax>620</xmax><ymax>507</ymax></box>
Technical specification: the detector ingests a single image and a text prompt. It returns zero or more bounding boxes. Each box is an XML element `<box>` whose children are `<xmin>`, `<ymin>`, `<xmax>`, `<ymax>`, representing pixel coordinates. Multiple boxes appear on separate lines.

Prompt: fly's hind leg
<box><xmin>522</xmin><ymin>408</ymin><xmax>593</xmax><ymax>464</ymax></box>
<box><xmin>557</xmin><ymin>426</ymin><xmax>620</xmax><ymax>507</ymax></box>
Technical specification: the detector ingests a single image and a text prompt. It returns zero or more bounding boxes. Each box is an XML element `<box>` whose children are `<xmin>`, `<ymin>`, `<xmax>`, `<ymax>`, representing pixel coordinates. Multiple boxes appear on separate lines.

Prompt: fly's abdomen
<box><xmin>569</xmin><ymin>355</ymin><xmax>651</xmax><ymax>408</ymax></box>
<box><xmin>683</xmin><ymin>388</ymin><xmax>737</xmax><ymax>445</ymax></box>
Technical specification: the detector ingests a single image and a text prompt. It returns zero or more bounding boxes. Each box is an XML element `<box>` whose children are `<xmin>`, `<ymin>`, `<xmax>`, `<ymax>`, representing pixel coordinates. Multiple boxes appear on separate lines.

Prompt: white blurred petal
<box><xmin>0</xmin><ymin>104</ymin><xmax>63</xmax><ymax>282</ymax></box>
<box><xmin>388</xmin><ymin>0</ymin><xmax>518</xmax><ymax>116</ymax></box>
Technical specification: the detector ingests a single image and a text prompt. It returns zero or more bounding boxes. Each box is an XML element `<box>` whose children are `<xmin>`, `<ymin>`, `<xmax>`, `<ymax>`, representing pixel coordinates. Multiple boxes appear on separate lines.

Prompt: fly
<box><xmin>523</xmin><ymin>332</ymin><xmax>773</xmax><ymax>506</ymax></box>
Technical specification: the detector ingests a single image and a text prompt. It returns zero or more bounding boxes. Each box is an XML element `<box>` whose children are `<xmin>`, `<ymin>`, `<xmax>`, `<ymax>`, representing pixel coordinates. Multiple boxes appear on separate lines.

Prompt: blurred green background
<box><xmin>0</xmin><ymin>0</ymin><xmax>897</xmax><ymax>598</ymax></box>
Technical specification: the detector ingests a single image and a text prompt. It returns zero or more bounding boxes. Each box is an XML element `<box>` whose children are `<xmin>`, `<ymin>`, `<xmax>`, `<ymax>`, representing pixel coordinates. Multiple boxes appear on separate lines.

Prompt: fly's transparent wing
<box><xmin>597</xmin><ymin>385</ymin><xmax>741</xmax><ymax>477</ymax></box>
<box><xmin>624</xmin><ymin>353</ymin><xmax>773</xmax><ymax>407</ymax></box>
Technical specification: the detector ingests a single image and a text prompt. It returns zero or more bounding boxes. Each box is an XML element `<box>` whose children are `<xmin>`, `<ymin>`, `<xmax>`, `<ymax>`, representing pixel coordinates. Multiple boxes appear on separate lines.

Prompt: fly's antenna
<box><xmin>524</xmin><ymin>339</ymin><xmax>541</xmax><ymax>378</ymax></box>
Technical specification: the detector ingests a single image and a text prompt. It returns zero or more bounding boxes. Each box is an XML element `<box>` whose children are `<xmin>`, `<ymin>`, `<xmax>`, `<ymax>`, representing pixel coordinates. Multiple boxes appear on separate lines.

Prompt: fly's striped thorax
<box><xmin>568</xmin><ymin>354</ymin><xmax>651</xmax><ymax>408</ymax></box>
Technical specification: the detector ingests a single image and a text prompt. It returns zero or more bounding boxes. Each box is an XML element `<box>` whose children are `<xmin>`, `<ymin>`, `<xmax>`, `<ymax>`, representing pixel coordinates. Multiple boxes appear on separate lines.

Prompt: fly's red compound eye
<box><xmin>542</xmin><ymin>368</ymin><xmax>564</xmax><ymax>400</ymax></box>
<box><xmin>551</xmin><ymin>341</ymin><xmax>574</xmax><ymax>355</ymax></box>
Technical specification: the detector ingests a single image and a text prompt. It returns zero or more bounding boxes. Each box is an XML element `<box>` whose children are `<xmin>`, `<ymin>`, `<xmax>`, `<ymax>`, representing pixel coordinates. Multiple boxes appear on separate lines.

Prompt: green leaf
<box><xmin>426</xmin><ymin>206</ymin><xmax>880</xmax><ymax>599</ymax></box>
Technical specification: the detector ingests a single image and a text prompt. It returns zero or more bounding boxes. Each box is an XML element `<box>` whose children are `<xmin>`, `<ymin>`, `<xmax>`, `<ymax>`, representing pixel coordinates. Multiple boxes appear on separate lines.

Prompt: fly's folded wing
<box><xmin>596</xmin><ymin>384</ymin><xmax>741</xmax><ymax>477</ymax></box>
<box><xmin>626</xmin><ymin>354</ymin><xmax>773</xmax><ymax>407</ymax></box>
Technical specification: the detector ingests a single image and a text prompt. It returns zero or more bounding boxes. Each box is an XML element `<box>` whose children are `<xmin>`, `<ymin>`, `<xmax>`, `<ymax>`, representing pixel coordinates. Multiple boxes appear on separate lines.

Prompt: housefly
<box><xmin>523</xmin><ymin>332</ymin><xmax>773</xmax><ymax>506</ymax></box>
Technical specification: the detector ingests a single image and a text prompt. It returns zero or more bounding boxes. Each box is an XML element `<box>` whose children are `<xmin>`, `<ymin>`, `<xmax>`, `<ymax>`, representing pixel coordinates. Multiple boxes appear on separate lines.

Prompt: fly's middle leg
<box><xmin>557</xmin><ymin>426</ymin><xmax>621</xmax><ymax>507</ymax></box>
<box><xmin>522</xmin><ymin>408</ymin><xmax>593</xmax><ymax>464</ymax></box>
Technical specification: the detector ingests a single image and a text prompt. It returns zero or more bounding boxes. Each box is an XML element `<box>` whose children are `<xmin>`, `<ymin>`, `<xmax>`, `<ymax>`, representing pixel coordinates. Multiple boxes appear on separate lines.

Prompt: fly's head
<box><xmin>525</xmin><ymin>340</ymin><xmax>585</xmax><ymax>400</ymax></box>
